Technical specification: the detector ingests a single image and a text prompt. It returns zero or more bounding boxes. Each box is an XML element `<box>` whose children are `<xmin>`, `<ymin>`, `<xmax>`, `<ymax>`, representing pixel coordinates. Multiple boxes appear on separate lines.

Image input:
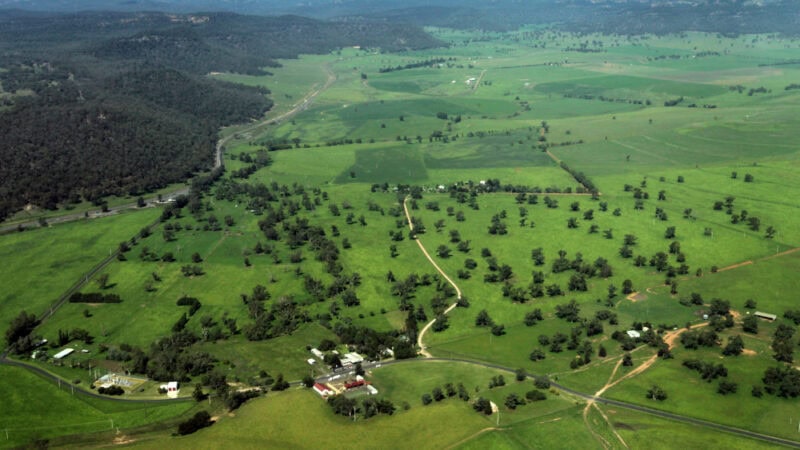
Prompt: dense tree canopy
<box><xmin>0</xmin><ymin>10</ymin><xmax>441</xmax><ymax>220</ymax></box>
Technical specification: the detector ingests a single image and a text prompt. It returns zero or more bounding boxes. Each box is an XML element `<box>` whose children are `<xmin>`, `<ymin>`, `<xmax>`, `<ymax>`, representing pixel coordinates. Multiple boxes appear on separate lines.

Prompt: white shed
<box><xmin>53</xmin><ymin>348</ymin><xmax>74</xmax><ymax>360</ymax></box>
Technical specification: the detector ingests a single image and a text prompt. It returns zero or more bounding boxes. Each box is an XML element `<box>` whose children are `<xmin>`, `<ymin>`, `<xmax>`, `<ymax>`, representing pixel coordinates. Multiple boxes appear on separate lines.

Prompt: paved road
<box><xmin>0</xmin><ymin>200</ymin><xmax>175</xmax><ymax>235</ymax></box>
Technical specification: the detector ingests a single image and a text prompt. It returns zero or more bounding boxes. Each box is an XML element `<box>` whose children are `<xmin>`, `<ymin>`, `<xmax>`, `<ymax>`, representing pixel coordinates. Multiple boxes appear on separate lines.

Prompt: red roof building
<box><xmin>313</xmin><ymin>383</ymin><xmax>333</xmax><ymax>397</ymax></box>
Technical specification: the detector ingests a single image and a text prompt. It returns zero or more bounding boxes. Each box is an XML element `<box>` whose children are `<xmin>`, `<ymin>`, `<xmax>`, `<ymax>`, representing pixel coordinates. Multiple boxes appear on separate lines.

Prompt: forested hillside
<box><xmin>0</xmin><ymin>11</ymin><xmax>441</xmax><ymax>220</ymax></box>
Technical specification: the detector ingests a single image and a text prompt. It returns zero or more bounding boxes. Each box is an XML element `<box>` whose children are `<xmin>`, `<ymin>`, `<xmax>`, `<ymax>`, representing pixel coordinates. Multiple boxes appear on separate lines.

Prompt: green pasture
<box><xmin>128</xmin><ymin>360</ymin><xmax>601</xmax><ymax>449</ymax></box>
<box><xmin>211</xmin><ymin>54</ymin><xmax>330</xmax><ymax>118</ymax></box>
<box><xmin>8</xmin><ymin>28</ymin><xmax>800</xmax><ymax>448</ymax></box>
<box><xmin>455</xmin><ymin>408</ymin><xmax>600</xmax><ymax>450</ymax></box>
<box><xmin>604</xmin><ymin>336</ymin><xmax>800</xmax><ymax>441</ymax></box>
<box><xmin>331</xmin><ymin>140</ymin><xmax>566</xmax><ymax>185</ymax></box>
<box><xmin>368</xmin><ymin>67</ymin><xmax>482</xmax><ymax>96</ymax></box>
<box><xmin>265</xmin><ymin>96</ymin><xmax>522</xmax><ymax>146</ymax></box>
<box><xmin>193</xmin><ymin>324</ymin><xmax>337</xmax><ymax>381</ymax></box>
<box><xmin>410</xmin><ymin>186</ymin><xmax>779</xmax><ymax>306</ymax></box>
<box><xmin>0</xmin><ymin>365</ymin><xmax>193</xmax><ymax>448</ymax></box>
<box><xmin>536</xmin><ymin>74</ymin><xmax>728</xmax><ymax>100</ymax></box>
<box><xmin>132</xmin><ymin>388</ymin><xmax>491</xmax><ymax>450</ymax></box>
<box><xmin>656</xmin><ymin>249</ymin><xmax>800</xmax><ymax>316</ymax></box>
<box><xmin>370</xmin><ymin>360</ymin><xmax>577</xmax><ymax>424</ymax></box>
<box><xmin>403</xmin><ymin>173</ymin><xmax>794</xmax><ymax>373</ymax></box>
<box><xmin>551</xmin><ymin>109</ymin><xmax>800</xmax><ymax>180</ymax></box>
<box><xmin>249</xmin><ymin>144</ymin><xmax>358</xmax><ymax>186</ymax></box>
<box><xmin>603</xmin><ymin>406</ymin><xmax>781</xmax><ymax>450</ymax></box>
<box><xmin>33</xmin><ymin>184</ymin><xmax>448</xmax><ymax>377</ymax></box>
<box><xmin>0</xmin><ymin>210</ymin><xmax>159</xmax><ymax>339</ymax></box>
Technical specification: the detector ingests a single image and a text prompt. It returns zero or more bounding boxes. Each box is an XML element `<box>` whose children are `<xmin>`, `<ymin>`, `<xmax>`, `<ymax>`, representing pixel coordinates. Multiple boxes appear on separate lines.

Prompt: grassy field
<box><xmin>122</xmin><ymin>360</ymin><xmax>782</xmax><ymax>449</ymax></box>
<box><xmin>598</xmin><ymin>405</ymin><xmax>781</xmax><ymax>450</ymax></box>
<box><xmin>0</xmin><ymin>209</ymin><xmax>160</xmax><ymax>339</ymax></box>
<box><xmin>128</xmin><ymin>361</ymin><xmax>596</xmax><ymax>449</ymax></box>
<box><xmin>212</xmin><ymin>54</ymin><xmax>330</xmax><ymax>119</ymax></box>
<box><xmin>4</xmin><ymin>27</ymin><xmax>800</xmax><ymax>448</ymax></box>
<box><xmin>131</xmin><ymin>388</ymin><xmax>492</xmax><ymax>450</ymax></box>
<box><xmin>603</xmin><ymin>339</ymin><xmax>800</xmax><ymax>441</ymax></box>
<box><xmin>0</xmin><ymin>365</ymin><xmax>194</xmax><ymax>448</ymax></box>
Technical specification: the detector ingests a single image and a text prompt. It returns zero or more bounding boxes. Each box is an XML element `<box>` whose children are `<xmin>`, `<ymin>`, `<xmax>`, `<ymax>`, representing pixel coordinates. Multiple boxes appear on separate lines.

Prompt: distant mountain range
<box><xmin>0</xmin><ymin>0</ymin><xmax>788</xmax><ymax>15</ymax></box>
<box><xmin>0</xmin><ymin>0</ymin><xmax>796</xmax><ymax>35</ymax></box>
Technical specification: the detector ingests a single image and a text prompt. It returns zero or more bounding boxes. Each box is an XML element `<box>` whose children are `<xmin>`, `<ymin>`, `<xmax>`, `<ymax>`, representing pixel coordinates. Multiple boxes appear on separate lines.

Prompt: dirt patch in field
<box><xmin>113</xmin><ymin>434</ymin><xmax>136</xmax><ymax>445</ymax></box>
<box><xmin>627</xmin><ymin>292</ymin><xmax>647</xmax><ymax>302</ymax></box>
<box><xmin>742</xmin><ymin>348</ymin><xmax>757</xmax><ymax>356</ymax></box>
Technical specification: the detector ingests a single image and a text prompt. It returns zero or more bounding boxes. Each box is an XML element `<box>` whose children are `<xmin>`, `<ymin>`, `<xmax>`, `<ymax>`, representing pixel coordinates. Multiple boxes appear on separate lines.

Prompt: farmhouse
<box><xmin>313</xmin><ymin>383</ymin><xmax>334</xmax><ymax>397</ymax></box>
<box><xmin>159</xmin><ymin>381</ymin><xmax>179</xmax><ymax>392</ymax></box>
<box><xmin>626</xmin><ymin>330</ymin><xmax>641</xmax><ymax>339</ymax></box>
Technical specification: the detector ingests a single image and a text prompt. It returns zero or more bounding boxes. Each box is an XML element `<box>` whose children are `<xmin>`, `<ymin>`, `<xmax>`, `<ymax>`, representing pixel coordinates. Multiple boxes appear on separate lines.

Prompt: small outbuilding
<box><xmin>341</xmin><ymin>352</ymin><xmax>364</xmax><ymax>366</ymax></box>
<box><xmin>159</xmin><ymin>381</ymin><xmax>180</xmax><ymax>398</ymax></box>
<box><xmin>755</xmin><ymin>311</ymin><xmax>777</xmax><ymax>321</ymax></box>
<box><xmin>345</xmin><ymin>379</ymin><xmax>366</xmax><ymax>389</ymax></box>
<box><xmin>626</xmin><ymin>330</ymin><xmax>641</xmax><ymax>339</ymax></box>
<box><xmin>53</xmin><ymin>348</ymin><xmax>74</xmax><ymax>360</ymax></box>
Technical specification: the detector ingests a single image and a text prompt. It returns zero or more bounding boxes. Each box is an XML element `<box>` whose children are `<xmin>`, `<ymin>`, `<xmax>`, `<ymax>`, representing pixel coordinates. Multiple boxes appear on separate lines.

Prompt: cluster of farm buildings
<box><xmin>308</xmin><ymin>348</ymin><xmax>379</xmax><ymax>399</ymax></box>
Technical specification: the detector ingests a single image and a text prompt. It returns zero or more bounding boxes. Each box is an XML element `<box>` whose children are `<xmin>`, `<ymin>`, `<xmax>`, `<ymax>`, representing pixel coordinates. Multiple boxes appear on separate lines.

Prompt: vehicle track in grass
<box><xmin>444</xmin><ymin>427</ymin><xmax>502</xmax><ymax>450</ymax></box>
<box><xmin>584</xmin><ymin>359</ymin><xmax>628</xmax><ymax>449</ymax></box>
<box><xmin>317</xmin><ymin>357</ymin><xmax>800</xmax><ymax>449</ymax></box>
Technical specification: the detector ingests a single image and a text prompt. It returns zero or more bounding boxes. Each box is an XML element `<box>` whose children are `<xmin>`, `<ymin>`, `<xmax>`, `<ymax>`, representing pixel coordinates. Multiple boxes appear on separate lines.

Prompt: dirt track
<box><xmin>581</xmin><ymin>318</ymin><xmax>720</xmax><ymax>448</ymax></box>
<box><xmin>403</xmin><ymin>196</ymin><xmax>462</xmax><ymax>358</ymax></box>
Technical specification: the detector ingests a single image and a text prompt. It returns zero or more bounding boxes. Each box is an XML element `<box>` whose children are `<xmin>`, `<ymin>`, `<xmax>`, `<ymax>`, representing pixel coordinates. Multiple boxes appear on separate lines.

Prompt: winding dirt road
<box><xmin>403</xmin><ymin>196</ymin><xmax>462</xmax><ymax>358</ymax></box>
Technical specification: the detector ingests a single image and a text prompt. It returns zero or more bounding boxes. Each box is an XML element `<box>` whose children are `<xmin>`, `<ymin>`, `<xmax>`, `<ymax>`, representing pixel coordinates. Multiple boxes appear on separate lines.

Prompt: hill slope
<box><xmin>0</xmin><ymin>11</ymin><xmax>442</xmax><ymax>220</ymax></box>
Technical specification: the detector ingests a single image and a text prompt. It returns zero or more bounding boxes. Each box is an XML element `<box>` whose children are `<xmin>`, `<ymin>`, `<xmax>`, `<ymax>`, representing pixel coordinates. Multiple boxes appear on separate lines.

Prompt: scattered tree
<box><xmin>646</xmin><ymin>385</ymin><xmax>668</xmax><ymax>401</ymax></box>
